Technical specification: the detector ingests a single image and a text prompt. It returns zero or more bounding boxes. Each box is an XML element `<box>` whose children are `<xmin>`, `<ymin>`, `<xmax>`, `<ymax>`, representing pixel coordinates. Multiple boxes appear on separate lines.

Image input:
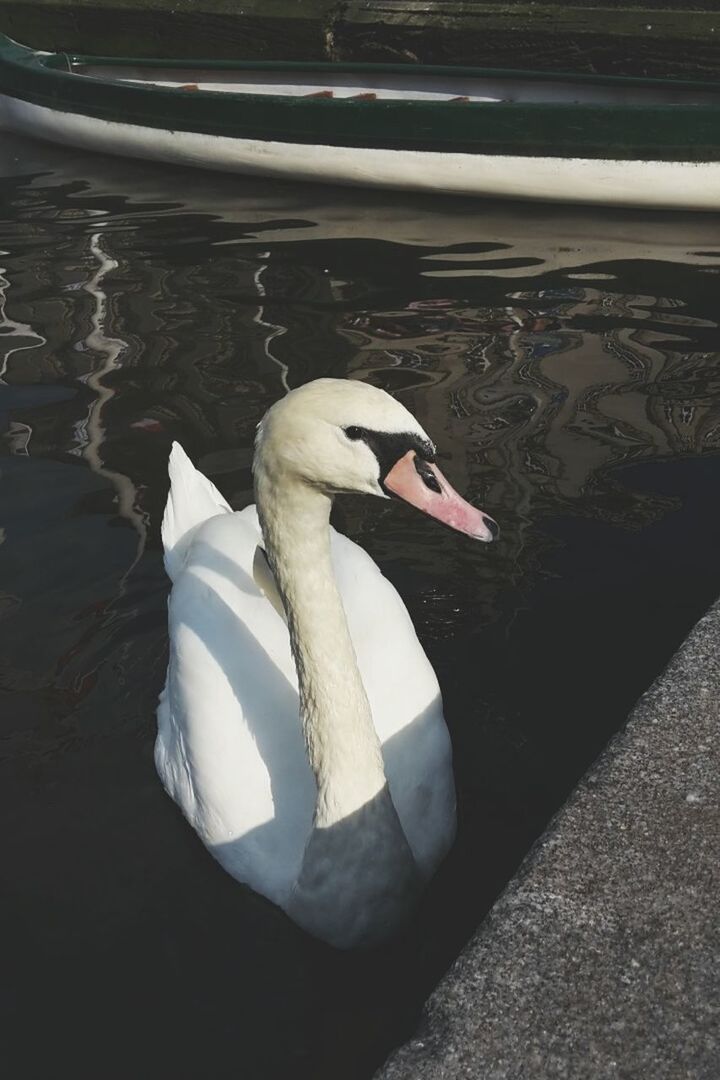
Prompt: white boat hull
<box><xmin>2</xmin><ymin>93</ymin><xmax>720</xmax><ymax>209</ymax></box>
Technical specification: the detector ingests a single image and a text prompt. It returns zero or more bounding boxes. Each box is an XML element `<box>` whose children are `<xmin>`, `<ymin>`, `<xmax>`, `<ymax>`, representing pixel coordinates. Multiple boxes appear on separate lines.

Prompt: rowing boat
<box><xmin>1</xmin><ymin>34</ymin><xmax>720</xmax><ymax>208</ymax></box>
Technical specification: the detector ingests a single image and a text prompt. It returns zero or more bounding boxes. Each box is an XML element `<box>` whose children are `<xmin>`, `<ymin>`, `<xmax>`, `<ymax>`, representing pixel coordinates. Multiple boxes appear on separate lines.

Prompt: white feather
<box><xmin>161</xmin><ymin>441</ymin><xmax>231</xmax><ymax>581</ymax></box>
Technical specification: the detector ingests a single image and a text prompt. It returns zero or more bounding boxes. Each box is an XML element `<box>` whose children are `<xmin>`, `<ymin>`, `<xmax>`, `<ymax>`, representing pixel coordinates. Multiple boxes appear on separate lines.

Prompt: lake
<box><xmin>2</xmin><ymin>135</ymin><xmax>720</xmax><ymax>1078</ymax></box>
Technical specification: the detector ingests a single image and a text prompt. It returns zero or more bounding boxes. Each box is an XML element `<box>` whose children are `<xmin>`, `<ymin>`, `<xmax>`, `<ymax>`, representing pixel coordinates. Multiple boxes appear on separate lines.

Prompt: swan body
<box><xmin>156</xmin><ymin>379</ymin><xmax>497</xmax><ymax>947</ymax></box>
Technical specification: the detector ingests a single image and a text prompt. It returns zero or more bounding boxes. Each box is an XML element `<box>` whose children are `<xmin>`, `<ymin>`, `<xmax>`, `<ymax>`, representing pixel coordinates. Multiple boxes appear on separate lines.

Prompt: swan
<box><xmin>156</xmin><ymin>378</ymin><xmax>498</xmax><ymax>948</ymax></box>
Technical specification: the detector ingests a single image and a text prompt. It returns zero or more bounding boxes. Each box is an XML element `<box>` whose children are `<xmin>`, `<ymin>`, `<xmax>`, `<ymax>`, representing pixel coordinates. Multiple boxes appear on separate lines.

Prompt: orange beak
<box><xmin>384</xmin><ymin>451</ymin><xmax>499</xmax><ymax>543</ymax></box>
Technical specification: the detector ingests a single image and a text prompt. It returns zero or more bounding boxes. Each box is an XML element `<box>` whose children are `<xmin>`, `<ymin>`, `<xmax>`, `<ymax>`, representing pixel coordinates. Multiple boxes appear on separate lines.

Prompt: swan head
<box><xmin>255</xmin><ymin>378</ymin><xmax>498</xmax><ymax>542</ymax></box>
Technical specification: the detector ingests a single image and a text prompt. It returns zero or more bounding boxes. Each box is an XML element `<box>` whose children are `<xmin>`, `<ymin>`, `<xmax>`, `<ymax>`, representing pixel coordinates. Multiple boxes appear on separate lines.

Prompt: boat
<box><xmin>1</xmin><ymin>33</ymin><xmax>720</xmax><ymax>209</ymax></box>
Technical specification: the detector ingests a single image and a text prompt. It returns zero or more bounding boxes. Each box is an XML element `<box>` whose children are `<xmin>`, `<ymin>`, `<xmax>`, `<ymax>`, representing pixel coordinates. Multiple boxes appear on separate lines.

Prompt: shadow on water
<box><xmin>2</xmin><ymin>134</ymin><xmax>720</xmax><ymax>1078</ymax></box>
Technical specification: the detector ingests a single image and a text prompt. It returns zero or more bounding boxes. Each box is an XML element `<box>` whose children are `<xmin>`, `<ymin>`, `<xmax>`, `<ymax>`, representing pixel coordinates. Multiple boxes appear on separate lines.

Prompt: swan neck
<box><xmin>255</xmin><ymin>475</ymin><xmax>387</xmax><ymax>826</ymax></box>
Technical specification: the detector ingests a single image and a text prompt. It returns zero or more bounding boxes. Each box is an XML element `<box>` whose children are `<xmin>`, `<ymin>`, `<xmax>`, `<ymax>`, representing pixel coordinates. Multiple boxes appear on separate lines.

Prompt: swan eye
<box><xmin>345</xmin><ymin>426</ymin><xmax>364</xmax><ymax>441</ymax></box>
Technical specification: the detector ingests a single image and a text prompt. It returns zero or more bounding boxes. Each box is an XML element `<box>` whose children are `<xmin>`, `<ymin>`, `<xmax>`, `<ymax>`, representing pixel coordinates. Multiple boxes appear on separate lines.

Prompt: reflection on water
<box><xmin>3</xmin><ymin>135</ymin><xmax>720</xmax><ymax>1079</ymax></box>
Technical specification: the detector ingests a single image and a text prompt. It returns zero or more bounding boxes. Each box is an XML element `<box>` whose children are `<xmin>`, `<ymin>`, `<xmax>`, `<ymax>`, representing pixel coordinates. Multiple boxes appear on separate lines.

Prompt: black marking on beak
<box><xmin>343</xmin><ymin>426</ymin><xmax>436</xmax><ymax>483</ymax></box>
<box><xmin>414</xmin><ymin>455</ymin><xmax>442</xmax><ymax>494</ymax></box>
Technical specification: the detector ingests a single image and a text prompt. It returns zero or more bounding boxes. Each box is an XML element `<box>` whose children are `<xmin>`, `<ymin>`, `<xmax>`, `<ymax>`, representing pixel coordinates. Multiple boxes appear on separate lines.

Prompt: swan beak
<box><xmin>384</xmin><ymin>450</ymin><xmax>499</xmax><ymax>543</ymax></box>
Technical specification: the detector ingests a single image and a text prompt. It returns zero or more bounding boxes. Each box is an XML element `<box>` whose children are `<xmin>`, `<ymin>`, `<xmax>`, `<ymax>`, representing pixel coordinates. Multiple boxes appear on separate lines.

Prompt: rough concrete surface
<box><xmin>378</xmin><ymin>600</ymin><xmax>720</xmax><ymax>1080</ymax></box>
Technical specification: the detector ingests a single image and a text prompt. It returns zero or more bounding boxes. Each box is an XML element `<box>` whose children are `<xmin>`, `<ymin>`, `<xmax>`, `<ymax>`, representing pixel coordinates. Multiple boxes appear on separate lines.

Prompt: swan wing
<box><xmin>162</xmin><ymin>442</ymin><xmax>232</xmax><ymax>581</ymax></box>
<box><xmin>159</xmin><ymin>446</ymin><xmax>311</xmax><ymax>901</ymax></box>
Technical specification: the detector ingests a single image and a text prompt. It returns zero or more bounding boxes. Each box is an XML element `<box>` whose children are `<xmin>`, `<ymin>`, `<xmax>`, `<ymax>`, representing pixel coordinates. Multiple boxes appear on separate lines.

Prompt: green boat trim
<box><xmin>2</xmin><ymin>34</ymin><xmax>720</xmax><ymax>162</ymax></box>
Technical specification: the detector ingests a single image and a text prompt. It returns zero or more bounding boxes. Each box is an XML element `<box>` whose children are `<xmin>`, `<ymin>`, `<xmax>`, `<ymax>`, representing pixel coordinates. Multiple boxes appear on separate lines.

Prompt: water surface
<box><xmin>2</xmin><ymin>136</ymin><xmax>720</xmax><ymax>1079</ymax></box>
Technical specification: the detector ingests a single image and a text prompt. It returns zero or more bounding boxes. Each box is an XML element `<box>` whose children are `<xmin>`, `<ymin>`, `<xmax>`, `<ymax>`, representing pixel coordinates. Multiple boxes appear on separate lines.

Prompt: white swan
<box><xmin>156</xmin><ymin>378</ymin><xmax>498</xmax><ymax>948</ymax></box>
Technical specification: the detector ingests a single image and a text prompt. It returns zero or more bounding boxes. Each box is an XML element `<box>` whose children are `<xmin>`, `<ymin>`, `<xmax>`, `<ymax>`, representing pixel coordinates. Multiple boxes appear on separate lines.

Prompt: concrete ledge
<box><xmin>378</xmin><ymin>598</ymin><xmax>720</xmax><ymax>1079</ymax></box>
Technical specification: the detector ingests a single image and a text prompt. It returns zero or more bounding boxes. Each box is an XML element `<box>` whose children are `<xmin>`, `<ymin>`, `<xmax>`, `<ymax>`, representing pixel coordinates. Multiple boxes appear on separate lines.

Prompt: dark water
<box><xmin>3</xmin><ymin>135</ymin><xmax>720</xmax><ymax>1079</ymax></box>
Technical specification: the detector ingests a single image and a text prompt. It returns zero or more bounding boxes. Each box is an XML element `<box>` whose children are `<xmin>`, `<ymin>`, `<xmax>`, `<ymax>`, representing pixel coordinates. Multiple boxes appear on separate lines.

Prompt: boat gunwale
<box><xmin>3</xmin><ymin>35</ymin><xmax>720</xmax><ymax>163</ymax></box>
<box><xmin>4</xmin><ymin>33</ymin><xmax>720</xmax><ymax>103</ymax></box>
<box><xmin>53</xmin><ymin>45</ymin><xmax>720</xmax><ymax>97</ymax></box>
